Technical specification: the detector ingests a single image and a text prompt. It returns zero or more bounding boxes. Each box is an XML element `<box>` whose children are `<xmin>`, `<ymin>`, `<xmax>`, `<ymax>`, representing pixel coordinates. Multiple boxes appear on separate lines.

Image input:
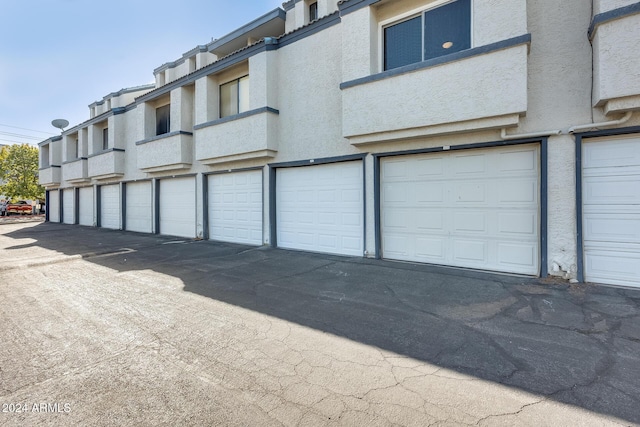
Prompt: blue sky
<box><xmin>0</xmin><ymin>0</ymin><xmax>284</xmax><ymax>146</ymax></box>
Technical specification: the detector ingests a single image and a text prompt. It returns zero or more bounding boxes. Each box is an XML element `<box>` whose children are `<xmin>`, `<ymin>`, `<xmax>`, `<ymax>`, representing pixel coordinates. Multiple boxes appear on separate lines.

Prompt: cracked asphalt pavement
<box><xmin>1</xmin><ymin>222</ymin><xmax>639</xmax><ymax>426</ymax></box>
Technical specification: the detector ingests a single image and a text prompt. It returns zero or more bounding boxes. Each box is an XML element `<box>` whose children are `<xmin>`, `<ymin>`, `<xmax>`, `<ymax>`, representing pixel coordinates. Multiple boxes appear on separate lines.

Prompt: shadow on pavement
<box><xmin>3</xmin><ymin>222</ymin><xmax>640</xmax><ymax>423</ymax></box>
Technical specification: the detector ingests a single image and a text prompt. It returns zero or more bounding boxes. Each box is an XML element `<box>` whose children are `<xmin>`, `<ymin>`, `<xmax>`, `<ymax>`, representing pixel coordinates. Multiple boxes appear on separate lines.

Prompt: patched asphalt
<box><xmin>0</xmin><ymin>222</ymin><xmax>639</xmax><ymax>426</ymax></box>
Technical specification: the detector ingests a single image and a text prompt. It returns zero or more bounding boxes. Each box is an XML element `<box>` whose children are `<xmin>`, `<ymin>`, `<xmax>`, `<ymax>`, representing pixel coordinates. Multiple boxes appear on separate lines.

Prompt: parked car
<box><xmin>6</xmin><ymin>200</ymin><xmax>34</xmax><ymax>215</ymax></box>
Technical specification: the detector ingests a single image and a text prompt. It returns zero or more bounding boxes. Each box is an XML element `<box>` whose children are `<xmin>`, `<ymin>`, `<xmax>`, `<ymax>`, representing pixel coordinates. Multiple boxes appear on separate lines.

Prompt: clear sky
<box><xmin>0</xmin><ymin>0</ymin><xmax>284</xmax><ymax>146</ymax></box>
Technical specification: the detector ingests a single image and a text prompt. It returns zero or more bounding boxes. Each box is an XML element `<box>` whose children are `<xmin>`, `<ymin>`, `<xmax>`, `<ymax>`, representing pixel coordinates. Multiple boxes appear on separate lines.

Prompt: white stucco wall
<box><xmin>195</xmin><ymin>111</ymin><xmax>278</xmax><ymax>164</ymax></box>
<box><xmin>136</xmin><ymin>134</ymin><xmax>193</xmax><ymax>172</ymax></box>
<box><xmin>592</xmin><ymin>13</ymin><xmax>640</xmax><ymax>106</ymax></box>
<box><xmin>594</xmin><ymin>0</ymin><xmax>638</xmax><ymax>14</ymax></box>
<box><xmin>342</xmin><ymin>0</ymin><xmax>528</xmax><ymax>81</ymax></box>
<box><xmin>274</xmin><ymin>25</ymin><xmax>355</xmax><ymax>162</ymax></box>
<box><xmin>87</xmin><ymin>150</ymin><xmax>125</xmax><ymax>180</ymax></box>
<box><xmin>342</xmin><ymin>45</ymin><xmax>528</xmax><ymax>140</ymax></box>
<box><xmin>43</xmin><ymin>0</ymin><xmax>640</xmax><ymax>281</ymax></box>
<box><xmin>62</xmin><ymin>159</ymin><xmax>88</xmax><ymax>182</ymax></box>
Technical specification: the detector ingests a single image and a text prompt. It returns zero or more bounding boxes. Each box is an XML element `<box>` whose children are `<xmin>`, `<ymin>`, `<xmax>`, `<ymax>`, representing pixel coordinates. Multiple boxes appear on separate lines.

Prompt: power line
<box><xmin>0</xmin><ymin>123</ymin><xmax>56</xmax><ymax>136</ymax></box>
<box><xmin>0</xmin><ymin>131</ymin><xmax>45</xmax><ymax>141</ymax></box>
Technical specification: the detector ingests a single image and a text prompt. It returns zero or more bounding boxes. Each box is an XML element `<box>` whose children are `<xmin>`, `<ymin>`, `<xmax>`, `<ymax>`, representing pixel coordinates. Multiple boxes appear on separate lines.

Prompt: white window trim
<box><xmin>377</xmin><ymin>0</ymin><xmax>474</xmax><ymax>73</ymax></box>
<box><xmin>219</xmin><ymin>75</ymin><xmax>250</xmax><ymax>118</ymax></box>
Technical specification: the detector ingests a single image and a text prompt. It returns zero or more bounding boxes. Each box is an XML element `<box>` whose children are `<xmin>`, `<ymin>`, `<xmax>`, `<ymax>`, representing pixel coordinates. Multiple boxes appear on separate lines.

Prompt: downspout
<box><xmin>500</xmin><ymin>128</ymin><xmax>561</xmax><ymax>140</ymax></box>
<box><xmin>568</xmin><ymin>111</ymin><xmax>633</xmax><ymax>133</ymax></box>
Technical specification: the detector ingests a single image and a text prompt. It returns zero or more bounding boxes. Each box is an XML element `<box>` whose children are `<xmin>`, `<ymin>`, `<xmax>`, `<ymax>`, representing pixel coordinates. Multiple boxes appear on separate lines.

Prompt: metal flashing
<box><xmin>575</xmin><ymin>134</ymin><xmax>585</xmax><ymax>283</ymax></box>
<box><xmin>341</xmin><ymin>34</ymin><xmax>531</xmax><ymax>90</ymax></box>
<box><xmin>206</xmin><ymin>8</ymin><xmax>286</xmax><ymax>53</ymax></box>
<box><xmin>193</xmin><ymin>107</ymin><xmax>279</xmax><ymax>130</ymax></box>
<box><xmin>62</xmin><ymin>158</ymin><xmax>87</xmax><ymax>165</ymax></box>
<box><xmin>202</xmin><ymin>173</ymin><xmax>209</xmax><ymax>240</ymax></box>
<box><xmin>339</xmin><ymin>0</ymin><xmax>381</xmax><ymax>16</ymax></box>
<box><xmin>135</xmin><ymin>131</ymin><xmax>194</xmax><ymax>146</ymax></box>
<box><xmin>282</xmin><ymin>0</ymin><xmax>297</xmax><ymax>11</ymax></box>
<box><xmin>277</xmin><ymin>11</ymin><xmax>341</xmax><ymax>48</ymax></box>
<box><xmin>121</xmin><ymin>182</ymin><xmax>127</xmax><ymax>231</ymax></box>
<box><xmin>154</xmin><ymin>46</ymin><xmax>207</xmax><ymax>74</ymax></box>
<box><xmin>59</xmin><ymin>189</ymin><xmax>64</xmax><ymax>223</ymax></box>
<box><xmin>96</xmin><ymin>185</ymin><xmax>102</xmax><ymax>228</ymax></box>
<box><xmin>87</xmin><ymin>148</ymin><xmax>125</xmax><ymax>159</ymax></box>
<box><xmin>269</xmin><ymin>153</ymin><xmax>367</xmax><ymax>169</ymax></box>
<box><xmin>90</xmin><ymin>84</ymin><xmax>155</xmax><ymax>107</ymax></box>
<box><xmin>589</xmin><ymin>2</ymin><xmax>640</xmax><ymax>40</ymax></box>
<box><xmin>74</xmin><ymin>188</ymin><xmax>80</xmax><ymax>225</ymax></box>
<box><xmin>136</xmin><ymin>41</ymin><xmax>267</xmax><ymax>104</ymax></box>
<box><xmin>203</xmin><ymin>166</ymin><xmax>265</xmax><ymax>176</ymax></box>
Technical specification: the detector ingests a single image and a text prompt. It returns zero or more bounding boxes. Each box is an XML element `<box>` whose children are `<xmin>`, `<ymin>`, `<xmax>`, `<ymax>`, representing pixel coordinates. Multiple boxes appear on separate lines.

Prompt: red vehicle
<box><xmin>6</xmin><ymin>201</ymin><xmax>33</xmax><ymax>215</ymax></box>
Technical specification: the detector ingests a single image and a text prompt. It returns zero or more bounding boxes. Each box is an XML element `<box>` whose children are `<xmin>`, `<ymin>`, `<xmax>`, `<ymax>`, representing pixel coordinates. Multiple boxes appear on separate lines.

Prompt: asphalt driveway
<box><xmin>0</xmin><ymin>222</ymin><xmax>639</xmax><ymax>426</ymax></box>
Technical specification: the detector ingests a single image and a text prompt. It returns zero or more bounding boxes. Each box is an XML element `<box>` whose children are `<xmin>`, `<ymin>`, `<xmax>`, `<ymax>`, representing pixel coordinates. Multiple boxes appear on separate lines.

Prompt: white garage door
<box><xmin>100</xmin><ymin>184</ymin><xmax>120</xmax><ymax>230</ymax></box>
<box><xmin>276</xmin><ymin>161</ymin><xmax>363</xmax><ymax>256</ymax></box>
<box><xmin>583</xmin><ymin>135</ymin><xmax>640</xmax><ymax>287</ymax></box>
<box><xmin>381</xmin><ymin>145</ymin><xmax>539</xmax><ymax>275</ymax></box>
<box><xmin>63</xmin><ymin>189</ymin><xmax>74</xmax><ymax>224</ymax></box>
<box><xmin>48</xmin><ymin>190</ymin><xmax>60</xmax><ymax>223</ymax></box>
<box><xmin>159</xmin><ymin>177</ymin><xmax>196</xmax><ymax>238</ymax></box>
<box><xmin>208</xmin><ymin>170</ymin><xmax>262</xmax><ymax>245</ymax></box>
<box><xmin>79</xmin><ymin>187</ymin><xmax>94</xmax><ymax>226</ymax></box>
<box><xmin>126</xmin><ymin>181</ymin><xmax>153</xmax><ymax>234</ymax></box>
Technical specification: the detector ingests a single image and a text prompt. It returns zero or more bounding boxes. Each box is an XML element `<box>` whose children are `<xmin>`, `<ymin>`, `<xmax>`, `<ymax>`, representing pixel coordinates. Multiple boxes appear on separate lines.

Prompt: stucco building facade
<box><xmin>39</xmin><ymin>0</ymin><xmax>640</xmax><ymax>287</ymax></box>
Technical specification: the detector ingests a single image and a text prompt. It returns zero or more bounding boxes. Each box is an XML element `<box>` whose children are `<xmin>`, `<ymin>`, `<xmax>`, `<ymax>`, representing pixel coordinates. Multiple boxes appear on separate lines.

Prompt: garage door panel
<box><xmin>126</xmin><ymin>182</ymin><xmax>152</xmax><ymax>234</ymax></box>
<box><xmin>453</xmin><ymin>239</ymin><xmax>487</xmax><ymax>262</ymax></box>
<box><xmin>454</xmin><ymin>183</ymin><xmax>485</xmax><ymax>203</ymax></box>
<box><xmin>48</xmin><ymin>191</ymin><xmax>60</xmax><ymax>223</ymax></box>
<box><xmin>500</xmin><ymin>180</ymin><xmax>537</xmax><ymax>203</ymax></box>
<box><xmin>382</xmin><ymin>145</ymin><xmax>539</xmax><ymax>275</ymax></box>
<box><xmin>498</xmin><ymin>212</ymin><xmax>536</xmax><ymax>235</ymax></box>
<box><xmin>100</xmin><ymin>185</ymin><xmax>120</xmax><ymax>230</ymax></box>
<box><xmin>208</xmin><ymin>170</ymin><xmax>262</xmax><ymax>245</ymax></box>
<box><xmin>585</xmin><ymin>250</ymin><xmax>640</xmax><ymax>286</ymax></box>
<box><xmin>276</xmin><ymin>162</ymin><xmax>363</xmax><ymax>256</ymax></box>
<box><xmin>416</xmin><ymin>237</ymin><xmax>446</xmax><ymax>259</ymax></box>
<box><xmin>453</xmin><ymin>212</ymin><xmax>486</xmax><ymax>233</ymax></box>
<box><xmin>584</xmin><ymin>176</ymin><xmax>640</xmax><ymax>204</ymax></box>
<box><xmin>498</xmin><ymin>243</ymin><xmax>536</xmax><ymax>269</ymax></box>
<box><xmin>63</xmin><ymin>190</ymin><xmax>74</xmax><ymax>224</ymax></box>
<box><xmin>499</xmin><ymin>149</ymin><xmax>537</xmax><ymax>172</ymax></box>
<box><xmin>79</xmin><ymin>187</ymin><xmax>93</xmax><ymax>226</ymax></box>
<box><xmin>583</xmin><ymin>136</ymin><xmax>640</xmax><ymax>287</ymax></box>
<box><xmin>584</xmin><ymin>214</ymin><xmax>640</xmax><ymax>243</ymax></box>
<box><xmin>583</xmin><ymin>138</ymin><xmax>640</xmax><ymax>168</ymax></box>
<box><xmin>454</xmin><ymin>154</ymin><xmax>486</xmax><ymax>174</ymax></box>
<box><xmin>160</xmin><ymin>178</ymin><xmax>195</xmax><ymax>238</ymax></box>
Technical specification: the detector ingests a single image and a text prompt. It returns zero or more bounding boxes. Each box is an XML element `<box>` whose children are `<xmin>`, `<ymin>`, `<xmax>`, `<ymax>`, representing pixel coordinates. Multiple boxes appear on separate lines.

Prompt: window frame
<box><xmin>219</xmin><ymin>75</ymin><xmax>250</xmax><ymax>119</ymax></box>
<box><xmin>102</xmin><ymin>127</ymin><xmax>109</xmax><ymax>151</ymax></box>
<box><xmin>155</xmin><ymin>103</ymin><xmax>171</xmax><ymax>136</ymax></box>
<box><xmin>309</xmin><ymin>1</ymin><xmax>319</xmax><ymax>22</ymax></box>
<box><xmin>378</xmin><ymin>0</ymin><xmax>474</xmax><ymax>72</ymax></box>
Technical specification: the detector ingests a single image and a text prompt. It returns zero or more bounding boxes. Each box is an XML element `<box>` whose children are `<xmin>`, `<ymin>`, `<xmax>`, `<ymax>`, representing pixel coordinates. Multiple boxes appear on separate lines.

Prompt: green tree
<box><xmin>0</xmin><ymin>144</ymin><xmax>44</xmax><ymax>201</ymax></box>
